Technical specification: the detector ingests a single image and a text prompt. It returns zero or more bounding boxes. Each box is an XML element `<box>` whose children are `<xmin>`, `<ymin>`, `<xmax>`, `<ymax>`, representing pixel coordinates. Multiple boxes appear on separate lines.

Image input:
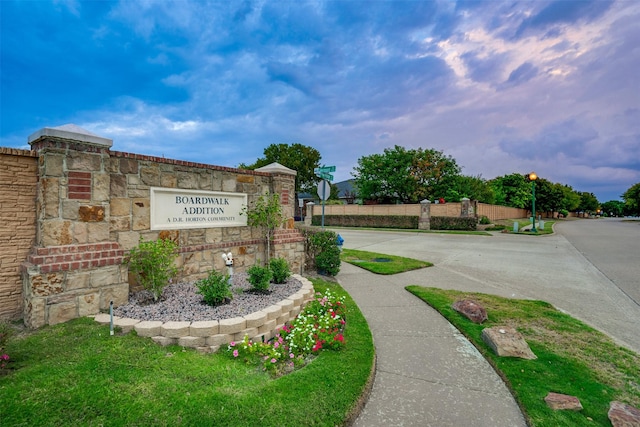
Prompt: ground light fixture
<box><xmin>528</xmin><ymin>172</ymin><xmax>538</xmax><ymax>233</ymax></box>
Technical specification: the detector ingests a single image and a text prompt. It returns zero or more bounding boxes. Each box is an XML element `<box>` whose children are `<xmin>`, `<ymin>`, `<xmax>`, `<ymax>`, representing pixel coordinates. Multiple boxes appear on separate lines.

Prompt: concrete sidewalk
<box><xmin>338</xmin><ymin>262</ymin><xmax>527</xmax><ymax>427</ymax></box>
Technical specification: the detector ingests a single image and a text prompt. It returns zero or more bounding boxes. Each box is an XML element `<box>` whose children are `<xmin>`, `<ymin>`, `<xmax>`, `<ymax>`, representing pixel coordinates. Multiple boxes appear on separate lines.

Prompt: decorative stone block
<box><xmin>135</xmin><ymin>321</ymin><xmax>164</xmax><ymax>337</ymax></box>
<box><xmin>263</xmin><ymin>304</ymin><xmax>282</xmax><ymax>320</ymax></box>
<box><xmin>161</xmin><ymin>321</ymin><xmax>191</xmax><ymax>338</ymax></box>
<box><xmin>276</xmin><ymin>313</ymin><xmax>290</xmax><ymax>325</ymax></box>
<box><xmin>178</xmin><ymin>336</ymin><xmax>206</xmax><ymax>347</ymax></box>
<box><xmin>258</xmin><ymin>319</ymin><xmax>277</xmax><ymax>334</ymax></box>
<box><xmin>276</xmin><ymin>299</ymin><xmax>294</xmax><ymax>313</ymax></box>
<box><xmin>206</xmin><ymin>334</ymin><xmax>233</xmax><ymax>346</ymax></box>
<box><xmin>244</xmin><ymin>310</ymin><xmax>267</xmax><ymax>328</ymax></box>
<box><xmin>234</xmin><ymin>328</ymin><xmax>258</xmax><ymax>342</ymax></box>
<box><xmin>114</xmin><ymin>317</ymin><xmax>140</xmax><ymax>334</ymax></box>
<box><xmin>288</xmin><ymin>292</ymin><xmax>304</xmax><ymax>307</ymax></box>
<box><xmin>190</xmin><ymin>320</ymin><xmax>219</xmax><ymax>337</ymax></box>
<box><xmin>290</xmin><ymin>306</ymin><xmax>301</xmax><ymax>318</ymax></box>
<box><xmin>219</xmin><ymin>317</ymin><xmax>246</xmax><ymax>334</ymax></box>
<box><xmin>93</xmin><ymin>313</ymin><xmax>115</xmax><ymax>324</ymax></box>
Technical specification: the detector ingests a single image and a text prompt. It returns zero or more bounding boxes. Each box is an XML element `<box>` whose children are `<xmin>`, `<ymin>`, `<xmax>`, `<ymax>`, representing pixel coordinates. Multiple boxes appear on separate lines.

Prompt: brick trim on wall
<box><xmin>25</xmin><ymin>243</ymin><xmax>124</xmax><ymax>274</ymax></box>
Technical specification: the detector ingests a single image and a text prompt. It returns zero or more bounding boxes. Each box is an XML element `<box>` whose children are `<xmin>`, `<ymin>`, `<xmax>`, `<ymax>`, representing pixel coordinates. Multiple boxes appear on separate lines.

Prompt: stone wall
<box><xmin>7</xmin><ymin>125</ymin><xmax>304</xmax><ymax>328</ymax></box>
<box><xmin>0</xmin><ymin>148</ymin><xmax>38</xmax><ymax>320</ymax></box>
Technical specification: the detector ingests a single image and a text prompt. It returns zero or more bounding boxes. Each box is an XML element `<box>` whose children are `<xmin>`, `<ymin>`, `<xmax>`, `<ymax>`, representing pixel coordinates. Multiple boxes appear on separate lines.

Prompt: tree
<box><xmin>622</xmin><ymin>183</ymin><xmax>640</xmax><ymax>215</ymax></box>
<box><xmin>601</xmin><ymin>200</ymin><xmax>625</xmax><ymax>217</ymax></box>
<box><xmin>535</xmin><ymin>179</ymin><xmax>564</xmax><ymax>215</ymax></box>
<box><xmin>489</xmin><ymin>174</ymin><xmax>531</xmax><ymax>208</ymax></box>
<box><xmin>241</xmin><ymin>194</ymin><xmax>285</xmax><ymax>264</ymax></box>
<box><xmin>447</xmin><ymin>175</ymin><xmax>496</xmax><ymax>204</ymax></box>
<box><xmin>578</xmin><ymin>192</ymin><xmax>599</xmax><ymax>214</ymax></box>
<box><xmin>352</xmin><ymin>145</ymin><xmax>461</xmax><ymax>204</ymax></box>
<box><xmin>559</xmin><ymin>184</ymin><xmax>581</xmax><ymax>212</ymax></box>
<box><xmin>239</xmin><ymin>143</ymin><xmax>322</xmax><ymax>194</ymax></box>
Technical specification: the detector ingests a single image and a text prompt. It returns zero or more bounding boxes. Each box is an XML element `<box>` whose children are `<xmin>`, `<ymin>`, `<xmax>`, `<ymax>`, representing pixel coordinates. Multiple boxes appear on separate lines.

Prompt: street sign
<box><xmin>314</xmin><ymin>166</ymin><xmax>336</xmax><ymax>173</ymax></box>
<box><xmin>317</xmin><ymin>172</ymin><xmax>333</xmax><ymax>181</ymax></box>
<box><xmin>317</xmin><ymin>180</ymin><xmax>331</xmax><ymax>201</ymax></box>
<box><xmin>314</xmin><ymin>166</ymin><xmax>335</xmax><ymax>182</ymax></box>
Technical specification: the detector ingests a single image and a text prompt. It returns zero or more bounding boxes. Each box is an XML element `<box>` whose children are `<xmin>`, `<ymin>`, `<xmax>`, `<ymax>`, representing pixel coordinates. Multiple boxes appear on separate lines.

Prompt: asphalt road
<box><xmin>554</xmin><ymin>218</ymin><xmax>640</xmax><ymax>306</ymax></box>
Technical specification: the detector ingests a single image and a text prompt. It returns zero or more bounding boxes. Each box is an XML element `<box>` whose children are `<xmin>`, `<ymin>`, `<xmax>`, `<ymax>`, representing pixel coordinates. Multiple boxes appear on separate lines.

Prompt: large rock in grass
<box><xmin>544</xmin><ymin>392</ymin><xmax>583</xmax><ymax>411</ymax></box>
<box><xmin>452</xmin><ymin>299</ymin><xmax>488</xmax><ymax>324</ymax></box>
<box><xmin>481</xmin><ymin>326</ymin><xmax>537</xmax><ymax>360</ymax></box>
<box><xmin>608</xmin><ymin>401</ymin><xmax>640</xmax><ymax>427</ymax></box>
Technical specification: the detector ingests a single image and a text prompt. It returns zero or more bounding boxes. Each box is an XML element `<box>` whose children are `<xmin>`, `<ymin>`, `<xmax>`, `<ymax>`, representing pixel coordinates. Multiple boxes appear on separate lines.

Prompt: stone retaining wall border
<box><xmin>93</xmin><ymin>275</ymin><xmax>315</xmax><ymax>353</ymax></box>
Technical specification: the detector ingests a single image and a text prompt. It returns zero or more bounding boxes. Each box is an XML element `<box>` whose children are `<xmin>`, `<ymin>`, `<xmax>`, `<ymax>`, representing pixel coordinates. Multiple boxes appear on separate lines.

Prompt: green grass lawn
<box><xmin>341</xmin><ymin>248</ymin><xmax>432</xmax><ymax>274</ymax></box>
<box><xmin>406</xmin><ymin>286</ymin><xmax>640</xmax><ymax>427</ymax></box>
<box><xmin>0</xmin><ymin>278</ymin><xmax>374</xmax><ymax>427</ymax></box>
<box><xmin>492</xmin><ymin>218</ymin><xmax>556</xmax><ymax>235</ymax></box>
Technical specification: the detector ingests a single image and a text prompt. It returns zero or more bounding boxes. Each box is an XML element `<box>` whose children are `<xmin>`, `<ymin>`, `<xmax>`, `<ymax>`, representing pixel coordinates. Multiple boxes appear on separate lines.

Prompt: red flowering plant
<box><xmin>0</xmin><ymin>321</ymin><xmax>12</xmax><ymax>375</ymax></box>
<box><xmin>227</xmin><ymin>290</ymin><xmax>346</xmax><ymax>377</ymax></box>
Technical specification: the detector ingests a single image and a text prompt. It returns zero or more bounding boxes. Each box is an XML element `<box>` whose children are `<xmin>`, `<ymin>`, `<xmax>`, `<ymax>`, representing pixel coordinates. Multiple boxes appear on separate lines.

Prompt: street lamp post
<box><xmin>528</xmin><ymin>172</ymin><xmax>537</xmax><ymax>233</ymax></box>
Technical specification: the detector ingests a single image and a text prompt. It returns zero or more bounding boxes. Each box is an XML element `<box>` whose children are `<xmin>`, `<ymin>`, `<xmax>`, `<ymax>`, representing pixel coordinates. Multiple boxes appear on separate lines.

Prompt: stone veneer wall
<box><xmin>0</xmin><ymin>148</ymin><xmax>38</xmax><ymax>320</ymax></box>
<box><xmin>15</xmin><ymin>126</ymin><xmax>304</xmax><ymax>328</ymax></box>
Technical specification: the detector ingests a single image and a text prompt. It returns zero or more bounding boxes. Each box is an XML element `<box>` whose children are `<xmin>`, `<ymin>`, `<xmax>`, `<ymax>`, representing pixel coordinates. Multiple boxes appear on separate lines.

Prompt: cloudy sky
<box><xmin>1</xmin><ymin>0</ymin><xmax>638</xmax><ymax>202</ymax></box>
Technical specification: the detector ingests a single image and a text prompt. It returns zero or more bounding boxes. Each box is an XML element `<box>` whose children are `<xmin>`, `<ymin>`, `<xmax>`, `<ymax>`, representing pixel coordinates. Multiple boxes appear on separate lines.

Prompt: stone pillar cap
<box><xmin>255</xmin><ymin>162</ymin><xmax>297</xmax><ymax>176</ymax></box>
<box><xmin>420</xmin><ymin>199</ymin><xmax>431</xmax><ymax>204</ymax></box>
<box><xmin>28</xmin><ymin>124</ymin><xmax>113</xmax><ymax>148</ymax></box>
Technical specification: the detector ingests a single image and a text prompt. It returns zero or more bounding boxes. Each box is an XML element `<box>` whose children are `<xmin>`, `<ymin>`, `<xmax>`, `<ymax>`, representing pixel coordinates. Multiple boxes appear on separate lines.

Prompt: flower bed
<box><xmin>93</xmin><ymin>274</ymin><xmax>315</xmax><ymax>352</ymax></box>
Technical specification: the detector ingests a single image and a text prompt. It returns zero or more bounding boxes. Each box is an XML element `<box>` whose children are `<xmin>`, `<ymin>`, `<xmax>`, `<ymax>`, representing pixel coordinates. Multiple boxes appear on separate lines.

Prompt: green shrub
<box><xmin>247</xmin><ymin>265</ymin><xmax>272</xmax><ymax>291</ymax></box>
<box><xmin>312</xmin><ymin>214</ymin><xmax>418</xmax><ymax>229</ymax></box>
<box><xmin>559</xmin><ymin>209</ymin><xmax>569</xmax><ymax>218</ymax></box>
<box><xmin>269</xmin><ymin>257</ymin><xmax>291</xmax><ymax>284</ymax></box>
<box><xmin>309</xmin><ymin>231</ymin><xmax>341</xmax><ymax>276</ymax></box>
<box><xmin>479</xmin><ymin>215</ymin><xmax>491</xmax><ymax>225</ymax></box>
<box><xmin>125</xmin><ymin>238</ymin><xmax>179</xmax><ymax>302</ymax></box>
<box><xmin>195</xmin><ymin>270</ymin><xmax>232</xmax><ymax>306</ymax></box>
<box><xmin>430</xmin><ymin>216</ymin><xmax>477</xmax><ymax>231</ymax></box>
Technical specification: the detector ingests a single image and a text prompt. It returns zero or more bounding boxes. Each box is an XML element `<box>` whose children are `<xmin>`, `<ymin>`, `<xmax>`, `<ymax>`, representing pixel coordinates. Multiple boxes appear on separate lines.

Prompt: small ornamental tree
<box><xmin>241</xmin><ymin>194</ymin><xmax>285</xmax><ymax>263</ymax></box>
<box><xmin>125</xmin><ymin>238</ymin><xmax>179</xmax><ymax>302</ymax></box>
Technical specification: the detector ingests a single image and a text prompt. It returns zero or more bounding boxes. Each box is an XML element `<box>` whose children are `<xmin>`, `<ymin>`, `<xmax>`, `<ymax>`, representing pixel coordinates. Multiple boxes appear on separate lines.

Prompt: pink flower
<box><xmin>233</xmin><ymin>349</ymin><xmax>239</xmax><ymax>358</ymax></box>
<box><xmin>289</xmin><ymin>353</ymin><xmax>295</xmax><ymax>359</ymax></box>
<box><xmin>274</xmin><ymin>342</ymin><xmax>280</xmax><ymax>349</ymax></box>
<box><xmin>230</xmin><ymin>341</ymin><xmax>236</xmax><ymax>347</ymax></box>
<box><xmin>271</xmin><ymin>358</ymin><xmax>277</xmax><ymax>363</ymax></box>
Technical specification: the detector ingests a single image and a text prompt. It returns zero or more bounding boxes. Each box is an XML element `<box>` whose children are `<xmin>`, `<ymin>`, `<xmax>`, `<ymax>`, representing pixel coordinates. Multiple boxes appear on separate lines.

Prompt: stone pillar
<box><xmin>461</xmin><ymin>197</ymin><xmax>473</xmax><ymax>218</ymax></box>
<box><xmin>305</xmin><ymin>202</ymin><xmax>315</xmax><ymax>226</ymax></box>
<box><xmin>22</xmin><ymin>125</ymin><xmax>127</xmax><ymax>328</ymax></box>
<box><xmin>418</xmin><ymin>199</ymin><xmax>431</xmax><ymax>230</ymax></box>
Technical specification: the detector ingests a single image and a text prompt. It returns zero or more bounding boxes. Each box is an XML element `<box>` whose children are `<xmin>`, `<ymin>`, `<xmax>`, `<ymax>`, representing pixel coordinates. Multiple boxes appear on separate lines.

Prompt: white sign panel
<box><xmin>150</xmin><ymin>187</ymin><xmax>247</xmax><ymax>230</ymax></box>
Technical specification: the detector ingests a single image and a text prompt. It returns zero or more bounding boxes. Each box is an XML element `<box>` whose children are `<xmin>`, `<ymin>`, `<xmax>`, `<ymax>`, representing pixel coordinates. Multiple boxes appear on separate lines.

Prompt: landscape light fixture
<box><xmin>528</xmin><ymin>172</ymin><xmax>538</xmax><ymax>233</ymax></box>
